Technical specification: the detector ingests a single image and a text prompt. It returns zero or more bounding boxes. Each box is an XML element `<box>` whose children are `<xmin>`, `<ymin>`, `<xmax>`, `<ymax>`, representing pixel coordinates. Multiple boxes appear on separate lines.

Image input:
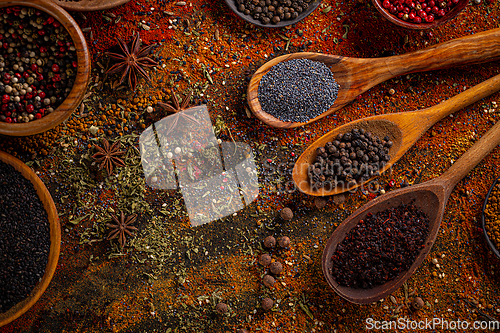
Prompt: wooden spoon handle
<box><xmin>418</xmin><ymin>73</ymin><xmax>500</xmax><ymax>125</ymax></box>
<box><xmin>439</xmin><ymin>119</ymin><xmax>500</xmax><ymax>196</ymax></box>
<box><xmin>366</xmin><ymin>28</ymin><xmax>500</xmax><ymax>88</ymax></box>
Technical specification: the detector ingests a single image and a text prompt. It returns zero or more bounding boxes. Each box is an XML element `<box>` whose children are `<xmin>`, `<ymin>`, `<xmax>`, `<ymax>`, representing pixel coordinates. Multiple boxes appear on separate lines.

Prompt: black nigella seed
<box><xmin>0</xmin><ymin>160</ymin><xmax>50</xmax><ymax>313</ymax></box>
<box><xmin>258</xmin><ymin>59</ymin><xmax>339</xmax><ymax>123</ymax></box>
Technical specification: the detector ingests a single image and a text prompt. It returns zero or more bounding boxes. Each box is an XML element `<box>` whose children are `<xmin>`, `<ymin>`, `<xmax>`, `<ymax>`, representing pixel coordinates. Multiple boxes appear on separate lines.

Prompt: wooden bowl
<box><xmin>0</xmin><ymin>150</ymin><xmax>60</xmax><ymax>327</ymax></box>
<box><xmin>224</xmin><ymin>0</ymin><xmax>322</xmax><ymax>28</ymax></box>
<box><xmin>50</xmin><ymin>0</ymin><xmax>132</xmax><ymax>11</ymax></box>
<box><xmin>0</xmin><ymin>0</ymin><xmax>90</xmax><ymax>136</ymax></box>
<box><xmin>482</xmin><ymin>176</ymin><xmax>500</xmax><ymax>259</ymax></box>
<box><xmin>371</xmin><ymin>0</ymin><xmax>468</xmax><ymax>30</ymax></box>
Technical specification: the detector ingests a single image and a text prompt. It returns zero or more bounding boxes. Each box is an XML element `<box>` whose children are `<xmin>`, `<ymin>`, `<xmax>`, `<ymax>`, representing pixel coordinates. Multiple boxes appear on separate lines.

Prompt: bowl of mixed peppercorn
<box><xmin>225</xmin><ymin>0</ymin><xmax>322</xmax><ymax>28</ymax></box>
<box><xmin>371</xmin><ymin>0</ymin><xmax>467</xmax><ymax>30</ymax></box>
<box><xmin>0</xmin><ymin>0</ymin><xmax>90</xmax><ymax>136</ymax></box>
<box><xmin>0</xmin><ymin>150</ymin><xmax>60</xmax><ymax>327</ymax></box>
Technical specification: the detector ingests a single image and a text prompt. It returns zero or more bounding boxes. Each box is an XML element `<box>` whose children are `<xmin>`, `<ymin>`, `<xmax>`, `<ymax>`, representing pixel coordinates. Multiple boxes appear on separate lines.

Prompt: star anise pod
<box><xmin>157</xmin><ymin>90</ymin><xmax>200</xmax><ymax>135</ymax></box>
<box><xmin>105</xmin><ymin>32</ymin><xmax>158</xmax><ymax>91</ymax></box>
<box><xmin>92</xmin><ymin>139</ymin><xmax>126</xmax><ymax>176</ymax></box>
<box><xmin>106</xmin><ymin>211</ymin><xmax>138</xmax><ymax>248</ymax></box>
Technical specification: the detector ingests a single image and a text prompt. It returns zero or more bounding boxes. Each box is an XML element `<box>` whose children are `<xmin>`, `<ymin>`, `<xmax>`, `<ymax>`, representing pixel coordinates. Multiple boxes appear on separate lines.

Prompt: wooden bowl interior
<box><xmin>481</xmin><ymin>176</ymin><xmax>500</xmax><ymax>259</ymax></box>
<box><xmin>321</xmin><ymin>186</ymin><xmax>443</xmax><ymax>304</ymax></box>
<box><xmin>50</xmin><ymin>0</ymin><xmax>132</xmax><ymax>11</ymax></box>
<box><xmin>0</xmin><ymin>0</ymin><xmax>90</xmax><ymax>136</ymax></box>
<box><xmin>224</xmin><ymin>0</ymin><xmax>322</xmax><ymax>28</ymax></box>
<box><xmin>292</xmin><ymin>118</ymin><xmax>403</xmax><ymax>196</ymax></box>
<box><xmin>371</xmin><ymin>0</ymin><xmax>468</xmax><ymax>30</ymax></box>
<box><xmin>0</xmin><ymin>151</ymin><xmax>60</xmax><ymax>327</ymax></box>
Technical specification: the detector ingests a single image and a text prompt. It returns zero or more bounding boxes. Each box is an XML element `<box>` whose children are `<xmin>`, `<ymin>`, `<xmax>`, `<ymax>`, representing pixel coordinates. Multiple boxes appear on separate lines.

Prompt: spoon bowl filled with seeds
<box><xmin>225</xmin><ymin>0</ymin><xmax>322</xmax><ymax>28</ymax></box>
<box><xmin>0</xmin><ymin>0</ymin><xmax>90</xmax><ymax>136</ymax></box>
<box><xmin>292</xmin><ymin>73</ymin><xmax>500</xmax><ymax>196</ymax></box>
<box><xmin>247</xmin><ymin>28</ymin><xmax>500</xmax><ymax>129</ymax></box>
<box><xmin>0</xmin><ymin>150</ymin><xmax>60</xmax><ymax>327</ymax></box>
<box><xmin>322</xmin><ymin>118</ymin><xmax>500</xmax><ymax>304</ymax></box>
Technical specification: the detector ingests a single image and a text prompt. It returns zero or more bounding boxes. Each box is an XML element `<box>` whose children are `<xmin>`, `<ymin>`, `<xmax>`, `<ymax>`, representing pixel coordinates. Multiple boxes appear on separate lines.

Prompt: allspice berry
<box><xmin>263</xmin><ymin>274</ymin><xmax>275</xmax><ymax>288</ymax></box>
<box><xmin>263</xmin><ymin>236</ymin><xmax>276</xmax><ymax>248</ymax></box>
<box><xmin>411</xmin><ymin>297</ymin><xmax>424</xmax><ymax>311</ymax></box>
<box><xmin>280</xmin><ymin>207</ymin><xmax>293</xmax><ymax>220</ymax></box>
<box><xmin>278</xmin><ymin>236</ymin><xmax>290</xmax><ymax>248</ymax></box>
<box><xmin>261</xmin><ymin>297</ymin><xmax>274</xmax><ymax>311</ymax></box>
<box><xmin>269</xmin><ymin>261</ymin><xmax>283</xmax><ymax>275</ymax></box>
<box><xmin>258</xmin><ymin>253</ymin><xmax>272</xmax><ymax>267</ymax></box>
<box><xmin>314</xmin><ymin>197</ymin><xmax>328</xmax><ymax>209</ymax></box>
<box><xmin>216</xmin><ymin>302</ymin><xmax>228</xmax><ymax>314</ymax></box>
<box><xmin>333</xmin><ymin>193</ymin><xmax>346</xmax><ymax>205</ymax></box>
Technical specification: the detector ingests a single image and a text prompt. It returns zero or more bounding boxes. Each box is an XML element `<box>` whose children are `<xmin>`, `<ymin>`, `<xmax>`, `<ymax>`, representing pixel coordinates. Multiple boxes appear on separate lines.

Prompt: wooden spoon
<box><xmin>247</xmin><ymin>28</ymin><xmax>500</xmax><ymax>129</ymax></box>
<box><xmin>292</xmin><ymin>73</ymin><xmax>500</xmax><ymax>197</ymax></box>
<box><xmin>321</xmin><ymin>119</ymin><xmax>500</xmax><ymax>304</ymax></box>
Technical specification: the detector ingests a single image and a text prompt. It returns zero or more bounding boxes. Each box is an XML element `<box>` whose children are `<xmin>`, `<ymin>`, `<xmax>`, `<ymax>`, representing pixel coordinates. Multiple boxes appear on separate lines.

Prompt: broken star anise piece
<box><xmin>106</xmin><ymin>211</ymin><xmax>138</xmax><ymax>249</ymax></box>
<box><xmin>105</xmin><ymin>32</ymin><xmax>158</xmax><ymax>91</ymax></box>
<box><xmin>92</xmin><ymin>139</ymin><xmax>126</xmax><ymax>176</ymax></box>
<box><xmin>157</xmin><ymin>90</ymin><xmax>200</xmax><ymax>135</ymax></box>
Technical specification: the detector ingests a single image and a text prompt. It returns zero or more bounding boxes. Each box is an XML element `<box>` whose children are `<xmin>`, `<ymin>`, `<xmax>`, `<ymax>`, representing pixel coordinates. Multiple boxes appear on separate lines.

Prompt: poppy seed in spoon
<box><xmin>258</xmin><ymin>59</ymin><xmax>339</xmax><ymax>123</ymax></box>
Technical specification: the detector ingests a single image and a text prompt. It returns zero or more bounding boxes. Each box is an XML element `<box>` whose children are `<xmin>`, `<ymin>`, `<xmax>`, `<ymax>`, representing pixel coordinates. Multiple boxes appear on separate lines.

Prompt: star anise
<box><xmin>92</xmin><ymin>139</ymin><xmax>126</xmax><ymax>176</ymax></box>
<box><xmin>105</xmin><ymin>32</ymin><xmax>158</xmax><ymax>91</ymax></box>
<box><xmin>157</xmin><ymin>90</ymin><xmax>200</xmax><ymax>135</ymax></box>
<box><xmin>106</xmin><ymin>211</ymin><xmax>138</xmax><ymax>248</ymax></box>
